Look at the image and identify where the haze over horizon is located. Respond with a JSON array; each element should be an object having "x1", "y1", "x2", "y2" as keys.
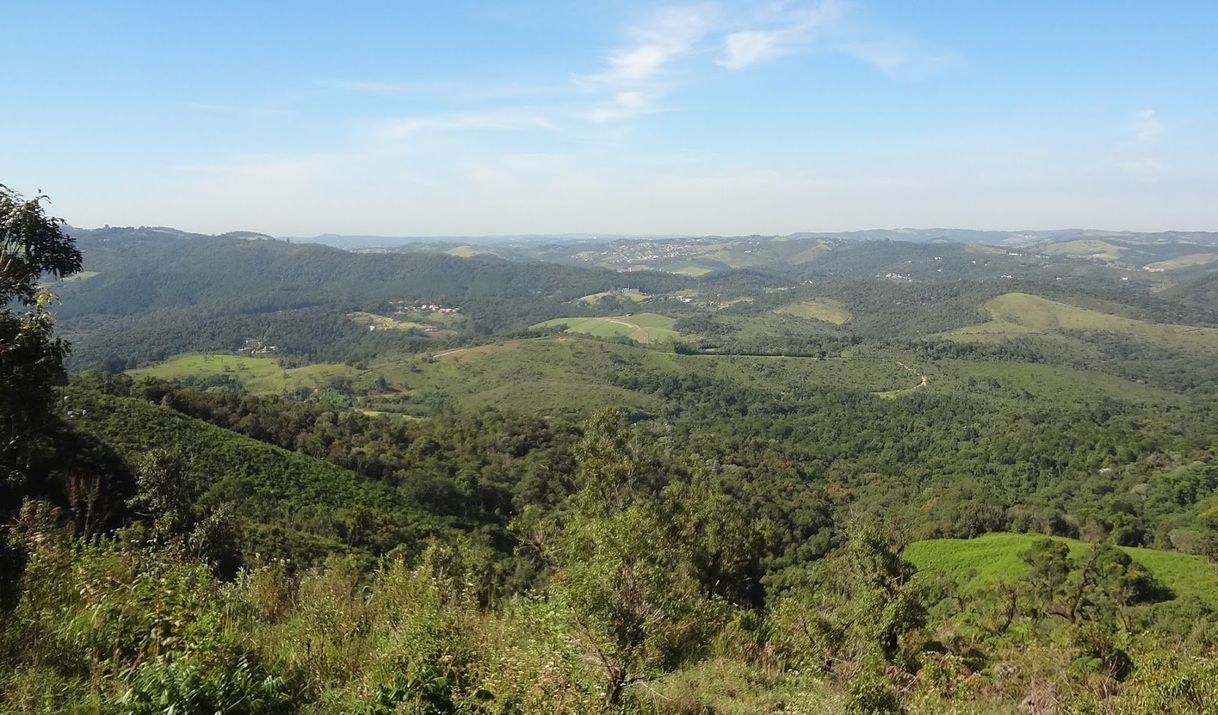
[{"x1": 6, "y1": 1, "x2": 1217, "y2": 236}]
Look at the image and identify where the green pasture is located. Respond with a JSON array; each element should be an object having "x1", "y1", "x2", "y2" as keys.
[
  {"x1": 531, "y1": 312, "x2": 680, "y2": 344},
  {"x1": 906, "y1": 532, "x2": 1218, "y2": 609},
  {"x1": 775, "y1": 298, "x2": 852, "y2": 325}
]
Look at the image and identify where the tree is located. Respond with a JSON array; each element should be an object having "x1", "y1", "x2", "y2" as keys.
[
  {"x1": 1020, "y1": 538, "x2": 1169, "y2": 625},
  {"x1": 1, "y1": 186, "x2": 81, "y2": 492},
  {"x1": 0, "y1": 186, "x2": 82, "y2": 302},
  {"x1": 774, "y1": 521, "x2": 927, "y2": 669},
  {"x1": 129, "y1": 447, "x2": 241, "y2": 576},
  {"x1": 571, "y1": 407, "x2": 658, "y2": 516},
  {"x1": 1198, "y1": 506, "x2": 1218, "y2": 563},
  {"x1": 546, "y1": 409, "x2": 725, "y2": 710},
  {"x1": 1020, "y1": 538, "x2": 1071, "y2": 622},
  {"x1": 550, "y1": 507, "x2": 720, "y2": 710}
]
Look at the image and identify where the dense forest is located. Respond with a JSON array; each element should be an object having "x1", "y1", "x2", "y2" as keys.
[{"x1": 5, "y1": 191, "x2": 1218, "y2": 712}]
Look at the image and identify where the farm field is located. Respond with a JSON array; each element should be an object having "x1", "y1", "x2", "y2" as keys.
[
  {"x1": 445, "y1": 245, "x2": 486, "y2": 258},
  {"x1": 346, "y1": 311, "x2": 430, "y2": 331},
  {"x1": 128, "y1": 354, "x2": 361, "y2": 393},
  {"x1": 531, "y1": 312, "x2": 680, "y2": 344},
  {"x1": 775, "y1": 298, "x2": 852, "y2": 324},
  {"x1": 1037, "y1": 238, "x2": 1125, "y2": 260},
  {"x1": 661, "y1": 263, "x2": 715, "y2": 277},
  {"x1": 906, "y1": 532, "x2": 1218, "y2": 609}
]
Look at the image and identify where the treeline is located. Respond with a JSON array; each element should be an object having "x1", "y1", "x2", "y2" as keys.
[{"x1": 4, "y1": 406, "x2": 1218, "y2": 712}]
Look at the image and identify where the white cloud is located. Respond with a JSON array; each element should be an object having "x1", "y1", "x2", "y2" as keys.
[
  {"x1": 834, "y1": 38, "x2": 950, "y2": 76},
  {"x1": 1117, "y1": 111, "x2": 1166, "y2": 182},
  {"x1": 718, "y1": 30, "x2": 787, "y2": 69},
  {"x1": 371, "y1": 110, "x2": 556, "y2": 141},
  {"x1": 717, "y1": 2, "x2": 842, "y2": 69},
  {"x1": 603, "y1": 44, "x2": 677, "y2": 83},
  {"x1": 321, "y1": 79, "x2": 418, "y2": 96},
  {"x1": 585, "y1": 5, "x2": 715, "y2": 84},
  {"x1": 577, "y1": 4, "x2": 716, "y2": 122},
  {"x1": 181, "y1": 102, "x2": 292, "y2": 117},
  {"x1": 715, "y1": 0, "x2": 956, "y2": 77},
  {"x1": 588, "y1": 91, "x2": 652, "y2": 123},
  {"x1": 1116, "y1": 158, "x2": 1165, "y2": 182},
  {"x1": 1132, "y1": 109, "x2": 1161, "y2": 143}
]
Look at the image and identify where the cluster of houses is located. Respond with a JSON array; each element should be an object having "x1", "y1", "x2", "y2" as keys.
[
  {"x1": 387, "y1": 299, "x2": 461, "y2": 315},
  {"x1": 412, "y1": 303, "x2": 460, "y2": 314},
  {"x1": 601, "y1": 239, "x2": 719, "y2": 267},
  {"x1": 237, "y1": 337, "x2": 278, "y2": 355}
]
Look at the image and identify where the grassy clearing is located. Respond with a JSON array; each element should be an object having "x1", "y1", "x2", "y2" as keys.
[
  {"x1": 946, "y1": 292, "x2": 1218, "y2": 354},
  {"x1": 790, "y1": 243, "x2": 832, "y2": 263},
  {"x1": 531, "y1": 313, "x2": 680, "y2": 344},
  {"x1": 346, "y1": 311, "x2": 430, "y2": 331},
  {"x1": 929, "y1": 358, "x2": 1175, "y2": 405},
  {"x1": 1144, "y1": 252, "x2": 1218, "y2": 272},
  {"x1": 647, "y1": 659, "x2": 840, "y2": 714},
  {"x1": 906, "y1": 532, "x2": 1218, "y2": 609},
  {"x1": 1039, "y1": 239, "x2": 1125, "y2": 260},
  {"x1": 577, "y1": 288, "x2": 648, "y2": 304},
  {"x1": 378, "y1": 338, "x2": 679, "y2": 416},
  {"x1": 775, "y1": 298, "x2": 852, "y2": 325},
  {"x1": 663, "y1": 263, "x2": 714, "y2": 277},
  {"x1": 129, "y1": 354, "x2": 359, "y2": 394}
]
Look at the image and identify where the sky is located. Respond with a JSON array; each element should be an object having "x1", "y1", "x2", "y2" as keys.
[{"x1": 3, "y1": 1, "x2": 1217, "y2": 236}]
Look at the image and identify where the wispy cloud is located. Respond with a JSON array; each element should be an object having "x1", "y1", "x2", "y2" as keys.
[
  {"x1": 317, "y1": 3, "x2": 957, "y2": 131},
  {"x1": 371, "y1": 109, "x2": 557, "y2": 141},
  {"x1": 177, "y1": 152, "x2": 340, "y2": 181},
  {"x1": 318, "y1": 78, "x2": 569, "y2": 103},
  {"x1": 181, "y1": 102, "x2": 293, "y2": 117},
  {"x1": 577, "y1": 4, "x2": 717, "y2": 122},
  {"x1": 320, "y1": 79, "x2": 420, "y2": 97},
  {"x1": 1116, "y1": 158, "x2": 1165, "y2": 182},
  {"x1": 717, "y1": 2, "x2": 843, "y2": 69},
  {"x1": 1116, "y1": 110, "x2": 1166, "y2": 181},
  {"x1": 835, "y1": 36, "x2": 959, "y2": 77},
  {"x1": 718, "y1": 30, "x2": 793, "y2": 70},
  {"x1": 1132, "y1": 109, "x2": 1162, "y2": 143},
  {"x1": 588, "y1": 91, "x2": 650, "y2": 124},
  {"x1": 583, "y1": 5, "x2": 716, "y2": 84},
  {"x1": 716, "y1": 0, "x2": 956, "y2": 77}
]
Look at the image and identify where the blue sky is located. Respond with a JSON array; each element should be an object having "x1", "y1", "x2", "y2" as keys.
[{"x1": 4, "y1": 1, "x2": 1216, "y2": 235}]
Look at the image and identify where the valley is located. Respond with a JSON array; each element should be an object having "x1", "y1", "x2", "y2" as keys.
[{"x1": 8, "y1": 220, "x2": 1218, "y2": 713}]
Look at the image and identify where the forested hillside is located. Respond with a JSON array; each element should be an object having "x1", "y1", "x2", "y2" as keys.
[
  {"x1": 5, "y1": 205, "x2": 1218, "y2": 712},
  {"x1": 52, "y1": 230, "x2": 690, "y2": 370}
]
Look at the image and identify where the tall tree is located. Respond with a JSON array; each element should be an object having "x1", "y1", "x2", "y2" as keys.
[
  {"x1": 774, "y1": 521, "x2": 926, "y2": 668},
  {"x1": 548, "y1": 409, "x2": 724, "y2": 710},
  {"x1": 1, "y1": 186, "x2": 82, "y2": 493}
]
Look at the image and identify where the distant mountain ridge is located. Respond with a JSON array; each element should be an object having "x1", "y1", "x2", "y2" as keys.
[{"x1": 66, "y1": 224, "x2": 1218, "y2": 252}]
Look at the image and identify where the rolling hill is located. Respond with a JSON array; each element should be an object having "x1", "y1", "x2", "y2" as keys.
[{"x1": 907, "y1": 532, "x2": 1218, "y2": 609}]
